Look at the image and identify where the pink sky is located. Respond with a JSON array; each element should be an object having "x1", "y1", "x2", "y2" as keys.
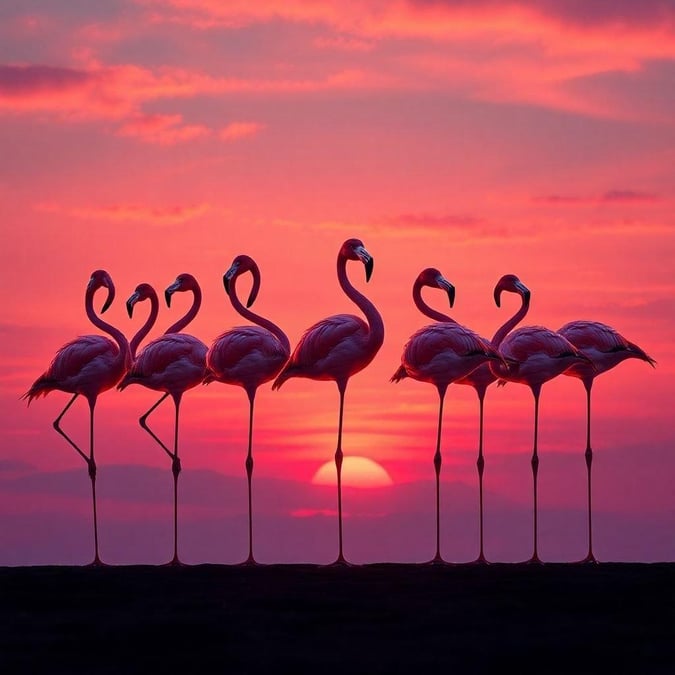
[{"x1": 2, "y1": 0, "x2": 674, "y2": 564}]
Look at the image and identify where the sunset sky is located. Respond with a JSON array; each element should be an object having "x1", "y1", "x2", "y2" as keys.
[{"x1": 2, "y1": 0, "x2": 674, "y2": 565}]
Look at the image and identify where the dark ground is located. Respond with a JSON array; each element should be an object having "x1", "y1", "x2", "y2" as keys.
[{"x1": 1, "y1": 562, "x2": 673, "y2": 674}]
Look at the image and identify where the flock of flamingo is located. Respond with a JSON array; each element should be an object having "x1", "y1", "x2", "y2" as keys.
[{"x1": 23, "y1": 238, "x2": 655, "y2": 567}]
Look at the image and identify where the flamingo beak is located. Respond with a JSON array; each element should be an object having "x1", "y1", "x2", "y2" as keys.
[
  {"x1": 164, "y1": 279, "x2": 181, "y2": 307},
  {"x1": 223, "y1": 264, "x2": 238, "y2": 297},
  {"x1": 437, "y1": 276, "x2": 455, "y2": 308},
  {"x1": 126, "y1": 292, "x2": 140, "y2": 319},
  {"x1": 515, "y1": 280, "x2": 531, "y2": 301},
  {"x1": 355, "y1": 246, "x2": 373, "y2": 282}
]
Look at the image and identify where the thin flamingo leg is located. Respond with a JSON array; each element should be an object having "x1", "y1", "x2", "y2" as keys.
[
  {"x1": 332, "y1": 383, "x2": 348, "y2": 566},
  {"x1": 527, "y1": 388, "x2": 542, "y2": 564},
  {"x1": 138, "y1": 393, "x2": 173, "y2": 460},
  {"x1": 429, "y1": 385, "x2": 447, "y2": 565},
  {"x1": 474, "y1": 391, "x2": 488, "y2": 564},
  {"x1": 168, "y1": 396, "x2": 183, "y2": 566},
  {"x1": 243, "y1": 391, "x2": 257, "y2": 566},
  {"x1": 52, "y1": 394, "x2": 89, "y2": 464},
  {"x1": 87, "y1": 400, "x2": 106, "y2": 567},
  {"x1": 578, "y1": 382, "x2": 598, "y2": 564}
]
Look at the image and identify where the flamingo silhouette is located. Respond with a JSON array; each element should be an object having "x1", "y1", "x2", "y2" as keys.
[
  {"x1": 203, "y1": 255, "x2": 290, "y2": 565},
  {"x1": 390, "y1": 269, "x2": 503, "y2": 565},
  {"x1": 558, "y1": 320, "x2": 655, "y2": 563},
  {"x1": 22, "y1": 270, "x2": 131, "y2": 566},
  {"x1": 490, "y1": 311, "x2": 594, "y2": 563},
  {"x1": 272, "y1": 239, "x2": 384, "y2": 565},
  {"x1": 126, "y1": 283, "x2": 160, "y2": 359},
  {"x1": 118, "y1": 273, "x2": 207, "y2": 566},
  {"x1": 454, "y1": 274, "x2": 530, "y2": 563}
]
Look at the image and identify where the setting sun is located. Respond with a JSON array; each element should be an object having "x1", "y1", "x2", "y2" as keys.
[{"x1": 312, "y1": 457, "x2": 394, "y2": 488}]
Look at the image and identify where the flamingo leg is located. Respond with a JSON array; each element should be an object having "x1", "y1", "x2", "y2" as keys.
[
  {"x1": 139, "y1": 393, "x2": 174, "y2": 461},
  {"x1": 528, "y1": 387, "x2": 542, "y2": 564},
  {"x1": 168, "y1": 395, "x2": 183, "y2": 566},
  {"x1": 333, "y1": 382, "x2": 348, "y2": 565},
  {"x1": 52, "y1": 394, "x2": 89, "y2": 464},
  {"x1": 243, "y1": 391, "x2": 257, "y2": 566},
  {"x1": 429, "y1": 385, "x2": 447, "y2": 565},
  {"x1": 474, "y1": 390, "x2": 488, "y2": 564},
  {"x1": 579, "y1": 381, "x2": 597, "y2": 564},
  {"x1": 87, "y1": 399, "x2": 105, "y2": 567}
]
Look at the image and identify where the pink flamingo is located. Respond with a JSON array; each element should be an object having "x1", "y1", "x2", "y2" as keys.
[
  {"x1": 490, "y1": 313, "x2": 594, "y2": 563},
  {"x1": 272, "y1": 239, "x2": 384, "y2": 565},
  {"x1": 454, "y1": 274, "x2": 531, "y2": 563},
  {"x1": 390, "y1": 268, "x2": 503, "y2": 565},
  {"x1": 558, "y1": 320, "x2": 655, "y2": 563},
  {"x1": 22, "y1": 270, "x2": 131, "y2": 566},
  {"x1": 203, "y1": 255, "x2": 290, "y2": 565},
  {"x1": 118, "y1": 273, "x2": 207, "y2": 566}
]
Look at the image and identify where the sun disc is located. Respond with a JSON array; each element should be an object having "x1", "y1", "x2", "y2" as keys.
[{"x1": 311, "y1": 456, "x2": 393, "y2": 488}]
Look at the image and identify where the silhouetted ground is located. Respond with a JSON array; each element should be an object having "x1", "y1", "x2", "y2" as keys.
[{"x1": 1, "y1": 563, "x2": 673, "y2": 674}]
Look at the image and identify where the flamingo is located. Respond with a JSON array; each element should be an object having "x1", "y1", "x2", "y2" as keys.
[
  {"x1": 203, "y1": 255, "x2": 290, "y2": 565},
  {"x1": 390, "y1": 269, "x2": 503, "y2": 565},
  {"x1": 490, "y1": 311, "x2": 594, "y2": 564},
  {"x1": 454, "y1": 274, "x2": 530, "y2": 563},
  {"x1": 558, "y1": 320, "x2": 655, "y2": 563},
  {"x1": 118, "y1": 273, "x2": 207, "y2": 566},
  {"x1": 126, "y1": 283, "x2": 160, "y2": 360},
  {"x1": 22, "y1": 270, "x2": 131, "y2": 566},
  {"x1": 272, "y1": 238, "x2": 384, "y2": 565}
]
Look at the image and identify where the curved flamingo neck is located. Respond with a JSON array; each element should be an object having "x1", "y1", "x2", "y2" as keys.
[
  {"x1": 86, "y1": 287, "x2": 130, "y2": 368},
  {"x1": 337, "y1": 253, "x2": 384, "y2": 352},
  {"x1": 229, "y1": 274, "x2": 290, "y2": 354},
  {"x1": 413, "y1": 279, "x2": 455, "y2": 323},
  {"x1": 130, "y1": 290, "x2": 159, "y2": 358},
  {"x1": 491, "y1": 293, "x2": 530, "y2": 346},
  {"x1": 165, "y1": 284, "x2": 201, "y2": 334}
]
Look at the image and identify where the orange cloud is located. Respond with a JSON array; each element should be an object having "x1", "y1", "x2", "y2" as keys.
[
  {"x1": 219, "y1": 121, "x2": 265, "y2": 141},
  {"x1": 35, "y1": 202, "x2": 211, "y2": 224},
  {"x1": 118, "y1": 112, "x2": 211, "y2": 144}
]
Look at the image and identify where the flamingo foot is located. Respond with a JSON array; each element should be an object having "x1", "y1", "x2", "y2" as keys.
[
  {"x1": 574, "y1": 552, "x2": 599, "y2": 565},
  {"x1": 86, "y1": 555, "x2": 108, "y2": 568},
  {"x1": 524, "y1": 554, "x2": 544, "y2": 565},
  {"x1": 238, "y1": 555, "x2": 263, "y2": 567},
  {"x1": 162, "y1": 555, "x2": 187, "y2": 567},
  {"x1": 326, "y1": 553, "x2": 354, "y2": 567},
  {"x1": 468, "y1": 552, "x2": 490, "y2": 565},
  {"x1": 421, "y1": 553, "x2": 453, "y2": 567}
]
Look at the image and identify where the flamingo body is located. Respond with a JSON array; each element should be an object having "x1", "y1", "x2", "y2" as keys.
[
  {"x1": 206, "y1": 325, "x2": 288, "y2": 391},
  {"x1": 394, "y1": 321, "x2": 497, "y2": 387},
  {"x1": 559, "y1": 320, "x2": 655, "y2": 382},
  {"x1": 24, "y1": 335, "x2": 125, "y2": 403}
]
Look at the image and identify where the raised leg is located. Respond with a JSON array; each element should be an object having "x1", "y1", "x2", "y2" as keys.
[
  {"x1": 139, "y1": 393, "x2": 173, "y2": 460},
  {"x1": 52, "y1": 394, "x2": 89, "y2": 464},
  {"x1": 527, "y1": 387, "x2": 542, "y2": 564}
]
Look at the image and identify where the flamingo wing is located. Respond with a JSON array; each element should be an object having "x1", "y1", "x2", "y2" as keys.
[
  {"x1": 500, "y1": 325, "x2": 578, "y2": 362},
  {"x1": 206, "y1": 326, "x2": 288, "y2": 385}
]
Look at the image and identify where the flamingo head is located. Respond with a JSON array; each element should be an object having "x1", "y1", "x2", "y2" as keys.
[
  {"x1": 165, "y1": 273, "x2": 198, "y2": 307},
  {"x1": 88, "y1": 270, "x2": 115, "y2": 314},
  {"x1": 223, "y1": 255, "x2": 260, "y2": 308},
  {"x1": 126, "y1": 283, "x2": 156, "y2": 318},
  {"x1": 341, "y1": 238, "x2": 374, "y2": 282},
  {"x1": 494, "y1": 274, "x2": 530, "y2": 308},
  {"x1": 417, "y1": 267, "x2": 455, "y2": 307}
]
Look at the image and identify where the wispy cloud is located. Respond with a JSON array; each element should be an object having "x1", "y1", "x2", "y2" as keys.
[
  {"x1": 35, "y1": 201, "x2": 211, "y2": 224},
  {"x1": 534, "y1": 189, "x2": 661, "y2": 206},
  {"x1": 219, "y1": 121, "x2": 265, "y2": 141}
]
